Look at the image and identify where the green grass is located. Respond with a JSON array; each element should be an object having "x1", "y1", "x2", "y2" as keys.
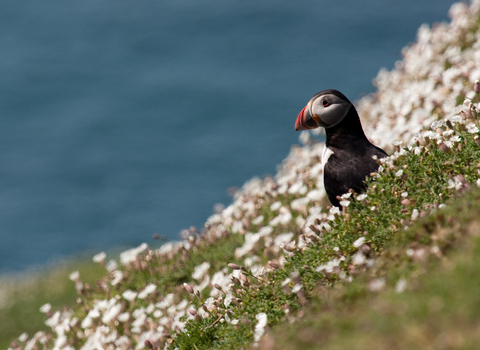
[
  {"x1": 169, "y1": 117, "x2": 480, "y2": 349},
  {"x1": 0, "y1": 257, "x2": 105, "y2": 349},
  {"x1": 267, "y1": 187, "x2": 480, "y2": 350}
]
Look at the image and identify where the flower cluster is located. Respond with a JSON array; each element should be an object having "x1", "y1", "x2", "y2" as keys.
[{"x1": 357, "y1": 1, "x2": 480, "y2": 152}]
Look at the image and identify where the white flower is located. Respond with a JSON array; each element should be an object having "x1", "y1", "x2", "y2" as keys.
[
  {"x1": 105, "y1": 259, "x2": 118, "y2": 272},
  {"x1": 316, "y1": 257, "x2": 344, "y2": 273},
  {"x1": 270, "y1": 207, "x2": 293, "y2": 226},
  {"x1": 132, "y1": 309, "x2": 147, "y2": 331},
  {"x1": 291, "y1": 284, "x2": 302, "y2": 293},
  {"x1": 352, "y1": 252, "x2": 366, "y2": 265},
  {"x1": 192, "y1": 262, "x2": 211, "y2": 281},
  {"x1": 68, "y1": 271, "x2": 79, "y2": 281},
  {"x1": 449, "y1": 135, "x2": 461, "y2": 143},
  {"x1": 307, "y1": 189, "x2": 324, "y2": 201},
  {"x1": 122, "y1": 289, "x2": 138, "y2": 301},
  {"x1": 235, "y1": 232, "x2": 261, "y2": 258},
  {"x1": 425, "y1": 131, "x2": 441, "y2": 140},
  {"x1": 120, "y1": 243, "x2": 148, "y2": 265},
  {"x1": 330, "y1": 206, "x2": 341, "y2": 215},
  {"x1": 466, "y1": 123, "x2": 479, "y2": 134},
  {"x1": 176, "y1": 299, "x2": 189, "y2": 311},
  {"x1": 204, "y1": 297, "x2": 216, "y2": 312},
  {"x1": 138, "y1": 284, "x2": 157, "y2": 299},
  {"x1": 92, "y1": 251, "x2": 106, "y2": 263},
  {"x1": 111, "y1": 270, "x2": 124, "y2": 286},
  {"x1": 401, "y1": 192, "x2": 408, "y2": 197},
  {"x1": 395, "y1": 169, "x2": 404, "y2": 177},
  {"x1": 102, "y1": 303, "x2": 122, "y2": 324},
  {"x1": 309, "y1": 162, "x2": 324, "y2": 177},
  {"x1": 156, "y1": 294, "x2": 174, "y2": 309},
  {"x1": 447, "y1": 177, "x2": 463, "y2": 190},
  {"x1": 224, "y1": 291, "x2": 233, "y2": 307},
  {"x1": 87, "y1": 308, "x2": 100, "y2": 318},
  {"x1": 117, "y1": 312, "x2": 130, "y2": 322},
  {"x1": 290, "y1": 197, "x2": 310, "y2": 212},
  {"x1": 442, "y1": 129, "x2": 454, "y2": 137},
  {"x1": 442, "y1": 140, "x2": 453, "y2": 148},
  {"x1": 353, "y1": 237, "x2": 366, "y2": 248},
  {"x1": 449, "y1": 115, "x2": 463, "y2": 124},
  {"x1": 296, "y1": 215, "x2": 306, "y2": 228},
  {"x1": 430, "y1": 121, "x2": 443, "y2": 130},
  {"x1": 270, "y1": 201, "x2": 282, "y2": 211},
  {"x1": 45, "y1": 311, "x2": 61, "y2": 328},
  {"x1": 81, "y1": 316, "x2": 93, "y2": 329},
  {"x1": 231, "y1": 221, "x2": 243, "y2": 234},
  {"x1": 244, "y1": 255, "x2": 260, "y2": 267},
  {"x1": 273, "y1": 233, "x2": 295, "y2": 252},
  {"x1": 288, "y1": 182, "x2": 305, "y2": 195},
  {"x1": 369, "y1": 278, "x2": 386, "y2": 292},
  {"x1": 252, "y1": 215, "x2": 264, "y2": 226},
  {"x1": 339, "y1": 200, "x2": 350, "y2": 207},
  {"x1": 356, "y1": 193, "x2": 367, "y2": 201},
  {"x1": 18, "y1": 333, "x2": 28, "y2": 342},
  {"x1": 40, "y1": 303, "x2": 51, "y2": 313},
  {"x1": 411, "y1": 209, "x2": 419, "y2": 219},
  {"x1": 395, "y1": 279, "x2": 407, "y2": 293},
  {"x1": 254, "y1": 313, "x2": 268, "y2": 342}
]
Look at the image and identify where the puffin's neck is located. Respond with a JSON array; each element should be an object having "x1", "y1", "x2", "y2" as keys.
[{"x1": 325, "y1": 106, "x2": 368, "y2": 150}]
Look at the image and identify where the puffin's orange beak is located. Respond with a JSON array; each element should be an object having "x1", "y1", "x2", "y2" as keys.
[
  {"x1": 295, "y1": 106, "x2": 308, "y2": 131},
  {"x1": 295, "y1": 105, "x2": 319, "y2": 131}
]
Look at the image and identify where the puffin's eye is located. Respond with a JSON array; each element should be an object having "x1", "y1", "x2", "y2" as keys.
[{"x1": 322, "y1": 99, "x2": 330, "y2": 107}]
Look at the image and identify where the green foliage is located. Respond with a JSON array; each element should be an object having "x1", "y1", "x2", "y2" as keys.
[
  {"x1": 269, "y1": 187, "x2": 480, "y2": 350},
  {"x1": 172, "y1": 121, "x2": 480, "y2": 349},
  {"x1": 0, "y1": 257, "x2": 105, "y2": 349}
]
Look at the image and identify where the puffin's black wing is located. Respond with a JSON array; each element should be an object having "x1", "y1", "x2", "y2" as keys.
[{"x1": 324, "y1": 142, "x2": 385, "y2": 207}]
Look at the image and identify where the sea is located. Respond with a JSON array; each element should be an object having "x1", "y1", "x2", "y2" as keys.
[{"x1": 0, "y1": 0, "x2": 455, "y2": 272}]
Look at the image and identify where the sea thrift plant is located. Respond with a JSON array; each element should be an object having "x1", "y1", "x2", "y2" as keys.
[{"x1": 8, "y1": 1, "x2": 480, "y2": 349}]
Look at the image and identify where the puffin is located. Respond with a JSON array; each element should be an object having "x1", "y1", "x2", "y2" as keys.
[{"x1": 295, "y1": 89, "x2": 387, "y2": 207}]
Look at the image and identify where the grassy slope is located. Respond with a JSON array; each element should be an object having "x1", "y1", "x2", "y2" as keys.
[
  {"x1": 0, "y1": 258, "x2": 105, "y2": 349},
  {"x1": 4, "y1": 137, "x2": 480, "y2": 349},
  {"x1": 267, "y1": 187, "x2": 480, "y2": 350},
  {"x1": 171, "y1": 118, "x2": 480, "y2": 349}
]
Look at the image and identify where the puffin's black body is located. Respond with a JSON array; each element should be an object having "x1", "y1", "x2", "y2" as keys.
[{"x1": 295, "y1": 89, "x2": 386, "y2": 207}]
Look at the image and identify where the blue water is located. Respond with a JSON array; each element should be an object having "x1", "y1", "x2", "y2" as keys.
[{"x1": 0, "y1": 0, "x2": 455, "y2": 272}]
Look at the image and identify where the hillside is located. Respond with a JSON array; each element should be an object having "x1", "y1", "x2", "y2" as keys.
[{"x1": 6, "y1": 1, "x2": 480, "y2": 349}]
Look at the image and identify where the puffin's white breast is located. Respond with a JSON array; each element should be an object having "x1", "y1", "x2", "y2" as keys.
[{"x1": 321, "y1": 145, "x2": 334, "y2": 170}]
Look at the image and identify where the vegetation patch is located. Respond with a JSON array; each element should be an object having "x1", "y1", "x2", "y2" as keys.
[{"x1": 267, "y1": 187, "x2": 480, "y2": 350}]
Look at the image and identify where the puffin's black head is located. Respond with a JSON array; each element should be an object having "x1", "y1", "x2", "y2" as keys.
[{"x1": 295, "y1": 89, "x2": 352, "y2": 131}]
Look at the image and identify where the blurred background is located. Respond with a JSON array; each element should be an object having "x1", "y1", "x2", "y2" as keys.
[{"x1": 0, "y1": 0, "x2": 455, "y2": 272}]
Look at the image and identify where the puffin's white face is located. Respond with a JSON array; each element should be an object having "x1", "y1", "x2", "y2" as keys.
[
  {"x1": 309, "y1": 94, "x2": 351, "y2": 128},
  {"x1": 295, "y1": 93, "x2": 352, "y2": 130}
]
